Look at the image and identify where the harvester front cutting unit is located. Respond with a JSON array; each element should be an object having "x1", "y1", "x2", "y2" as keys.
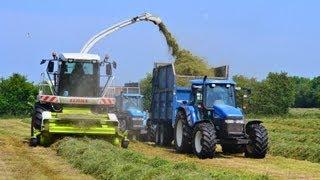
[{"x1": 30, "y1": 53, "x2": 129, "y2": 148}]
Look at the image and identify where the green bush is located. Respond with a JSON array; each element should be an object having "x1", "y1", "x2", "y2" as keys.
[{"x1": 0, "y1": 74, "x2": 38, "y2": 116}]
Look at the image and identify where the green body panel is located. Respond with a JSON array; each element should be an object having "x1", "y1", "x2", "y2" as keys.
[{"x1": 45, "y1": 107, "x2": 120, "y2": 136}]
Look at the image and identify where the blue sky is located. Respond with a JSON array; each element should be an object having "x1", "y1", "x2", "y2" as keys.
[{"x1": 1, "y1": 0, "x2": 319, "y2": 85}]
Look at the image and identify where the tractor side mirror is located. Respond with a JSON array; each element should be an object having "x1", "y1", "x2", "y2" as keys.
[
  {"x1": 106, "y1": 63, "x2": 112, "y2": 76},
  {"x1": 47, "y1": 61, "x2": 54, "y2": 73}
]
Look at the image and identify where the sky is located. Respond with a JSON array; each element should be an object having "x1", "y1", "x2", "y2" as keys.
[{"x1": 0, "y1": 0, "x2": 320, "y2": 85}]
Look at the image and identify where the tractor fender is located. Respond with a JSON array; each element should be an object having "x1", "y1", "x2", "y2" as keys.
[
  {"x1": 245, "y1": 120, "x2": 263, "y2": 132},
  {"x1": 176, "y1": 105, "x2": 198, "y2": 127}
]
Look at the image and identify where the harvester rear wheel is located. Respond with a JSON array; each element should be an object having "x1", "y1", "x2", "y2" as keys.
[
  {"x1": 245, "y1": 123, "x2": 268, "y2": 158},
  {"x1": 192, "y1": 122, "x2": 216, "y2": 159},
  {"x1": 174, "y1": 111, "x2": 192, "y2": 153}
]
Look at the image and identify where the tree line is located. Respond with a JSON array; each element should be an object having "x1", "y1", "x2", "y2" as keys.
[
  {"x1": 0, "y1": 72, "x2": 319, "y2": 117},
  {"x1": 140, "y1": 70, "x2": 320, "y2": 116}
]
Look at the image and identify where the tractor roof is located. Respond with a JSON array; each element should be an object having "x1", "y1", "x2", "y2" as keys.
[
  {"x1": 190, "y1": 79, "x2": 236, "y2": 85},
  {"x1": 122, "y1": 93, "x2": 143, "y2": 97},
  {"x1": 59, "y1": 53, "x2": 101, "y2": 61}
]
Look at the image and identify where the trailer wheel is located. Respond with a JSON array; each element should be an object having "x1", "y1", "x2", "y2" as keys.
[
  {"x1": 174, "y1": 111, "x2": 192, "y2": 153},
  {"x1": 192, "y1": 122, "x2": 216, "y2": 159},
  {"x1": 245, "y1": 123, "x2": 268, "y2": 158},
  {"x1": 121, "y1": 139, "x2": 129, "y2": 149},
  {"x1": 146, "y1": 120, "x2": 156, "y2": 142},
  {"x1": 221, "y1": 144, "x2": 243, "y2": 154},
  {"x1": 159, "y1": 123, "x2": 173, "y2": 146}
]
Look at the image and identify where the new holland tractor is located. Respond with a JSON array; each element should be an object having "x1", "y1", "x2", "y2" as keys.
[
  {"x1": 148, "y1": 63, "x2": 268, "y2": 159},
  {"x1": 30, "y1": 52, "x2": 129, "y2": 148},
  {"x1": 114, "y1": 83, "x2": 149, "y2": 140}
]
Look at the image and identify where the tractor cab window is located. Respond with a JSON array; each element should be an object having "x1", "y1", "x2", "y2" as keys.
[
  {"x1": 205, "y1": 84, "x2": 235, "y2": 107},
  {"x1": 191, "y1": 85, "x2": 203, "y2": 105},
  {"x1": 123, "y1": 96, "x2": 143, "y2": 111}
]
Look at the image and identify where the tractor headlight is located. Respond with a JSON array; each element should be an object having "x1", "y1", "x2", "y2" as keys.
[
  {"x1": 132, "y1": 117, "x2": 143, "y2": 121},
  {"x1": 225, "y1": 119, "x2": 245, "y2": 124}
]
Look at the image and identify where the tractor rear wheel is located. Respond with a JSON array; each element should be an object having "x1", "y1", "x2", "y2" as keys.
[
  {"x1": 245, "y1": 123, "x2": 268, "y2": 158},
  {"x1": 192, "y1": 122, "x2": 216, "y2": 159},
  {"x1": 174, "y1": 111, "x2": 192, "y2": 153}
]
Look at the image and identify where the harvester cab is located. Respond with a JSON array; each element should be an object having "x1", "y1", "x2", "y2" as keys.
[{"x1": 30, "y1": 52, "x2": 129, "y2": 148}]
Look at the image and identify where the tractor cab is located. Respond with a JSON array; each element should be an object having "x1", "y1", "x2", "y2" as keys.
[{"x1": 189, "y1": 78, "x2": 245, "y2": 138}]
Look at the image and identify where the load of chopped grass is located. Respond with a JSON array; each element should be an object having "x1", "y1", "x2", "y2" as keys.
[
  {"x1": 158, "y1": 23, "x2": 214, "y2": 78},
  {"x1": 54, "y1": 138, "x2": 268, "y2": 179}
]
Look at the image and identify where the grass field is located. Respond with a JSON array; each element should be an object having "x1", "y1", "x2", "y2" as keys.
[
  {"x1": 1, "y1": 108, "x2": 320, "y2": 179},
  {"x1": 261, "y1": 108, "x2": 320, "y2": 163}
]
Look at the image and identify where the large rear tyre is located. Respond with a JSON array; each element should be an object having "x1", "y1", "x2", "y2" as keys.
[
  {"x1": 174, "y1": 111, "x2": 192, "y2": 153},
  {"x1": 245, "y1": 123, "x2": 268, "y2": 158},
  {"x1": 192, "y1": 122, "x2": 216, "y2": 159}
]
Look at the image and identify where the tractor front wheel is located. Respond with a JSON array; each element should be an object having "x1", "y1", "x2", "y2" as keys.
[
  {"x1": 245, "y1": 123, "x2": 268, "y2": 158},
  {"x1": 192, "y1": 122, "x2": 216, "y2": 159}
]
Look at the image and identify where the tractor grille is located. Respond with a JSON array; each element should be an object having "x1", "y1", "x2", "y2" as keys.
[
  {"x1": 225, "y1": 123, "x2": 244, "y2": 135},
  {"x1": 132, "y1": 120, "x2": 143, "y2": 127}
]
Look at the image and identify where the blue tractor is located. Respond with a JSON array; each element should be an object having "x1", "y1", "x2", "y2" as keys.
[
  {"x1": 147, "y1": 63, "x2": 268, "y2": 159},
  {"x1": 114, "y1": 83, "x2": 149, "y2": 139}
]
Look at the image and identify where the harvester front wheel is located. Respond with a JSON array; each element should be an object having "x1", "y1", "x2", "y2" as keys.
[
  {"x1": 245, "y1": 123, "x2": 268, "y2": 158},
  {"x1": 32, "y1": 104, "x2": 46, "y2": 130},
  {"x1": 174, "y1": 111, "x2": 192, "y2": 153},
  {"x1": 29, "y1": 137, "x2": 39, "y2": 147},
  {"x1": 192, "y1": 122, "x2": 216, "y2": 159}
]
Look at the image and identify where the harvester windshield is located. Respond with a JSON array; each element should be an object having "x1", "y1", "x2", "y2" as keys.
[
  {"x1": 205, "y1": 84, "x2": 236, "y2": 107},
  {"x1": 58, "y1": 61, "x2": 100, "y2": 97}
]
